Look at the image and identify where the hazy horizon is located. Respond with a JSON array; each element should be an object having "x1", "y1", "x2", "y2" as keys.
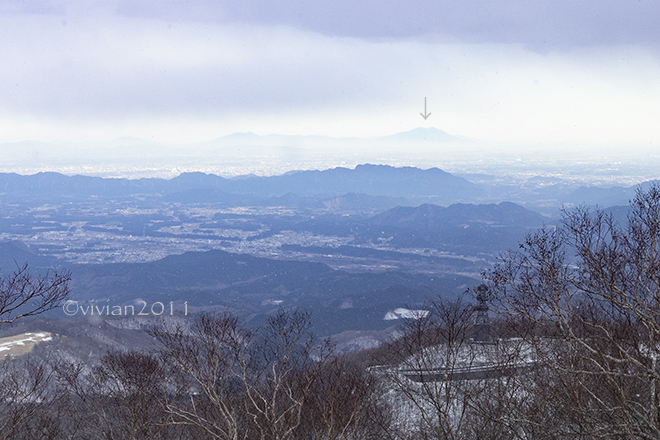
[
  {"x1": 1, "y1": 1, "x2": 658, "y2": 185},
  {"x1": 0, "y1": 126, "x2": 657, "y2": 189},
  {"x1": 1, "y1": 0, "x2": 658, "y2": 147}
]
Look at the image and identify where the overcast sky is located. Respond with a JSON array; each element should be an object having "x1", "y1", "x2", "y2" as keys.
[{"x1": 0, "y1": 0, "x2": 658, "y2": 145}]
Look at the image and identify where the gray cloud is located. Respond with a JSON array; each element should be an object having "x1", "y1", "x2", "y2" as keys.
[
  {"x1": 0, "y1": 20, "x2": 384, "y2": 119},
  {"x1": 116, "y1": 0, "x2": 660, "y2": 50},
  {"x1": 3, "y1": 0, "x2": 658, "y2": 50},
  {"x1": 0, "y1": 1, "x2": 657, "y2": 144}
]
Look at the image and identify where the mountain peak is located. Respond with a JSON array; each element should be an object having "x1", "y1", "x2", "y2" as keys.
[
  {"x1": 384, "y1": 127, "x2": 461, "y2": 142},
  {"x1": 206, "y1": 127, "x2": 471, "y2": 144},
  {"x1": 221, "y1": 132, "x2": 259, "y2": 139}
]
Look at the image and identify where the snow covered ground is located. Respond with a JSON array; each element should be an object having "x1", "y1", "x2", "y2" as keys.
[{"x1": 0, "y1": 332, "x2": 52, "y2": 357}]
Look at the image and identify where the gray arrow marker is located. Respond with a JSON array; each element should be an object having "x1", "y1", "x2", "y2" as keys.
[{"x1": 420, "y1": 97, "x2": 431, "y2": 120}]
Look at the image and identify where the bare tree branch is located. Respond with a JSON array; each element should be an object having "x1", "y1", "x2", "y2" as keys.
[{"x1": 0, "y1": 262, "x2": 70, "y2": 327}]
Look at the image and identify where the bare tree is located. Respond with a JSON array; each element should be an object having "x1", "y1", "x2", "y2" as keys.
[
  {"x1": 240, "y1": 309, "x2": 330, "y2": 440},
  {"x1": 91, "y1": 350, "x2": 174, "y2": 439},
  {"x1": 151, "y1": 312, "x2": 247, "y2": 440},
  {"x1": 378, "y1": 296, "x2": 487, "y2": 440},
  {"x1": 486, "y1": 183, "x2": 660, "y2": 439},
  {"x1": 0, "y1": 263, "x2": 70, "y2": 327},
  {"x1": 56, "y1": 350, "x2": 178, "y2": 440},
  {"x1": 299, "y1": 354, "x2": 394, "y2": 440},
  {"x1": 0, "y1": 355, "x2": 59, "y2": 440},
  {"x1": 0, "y1": 263, "x2": 70, "y2": 439},
  {"x1": 152, "y1": 309, "x2": 392, "y2": 440}
]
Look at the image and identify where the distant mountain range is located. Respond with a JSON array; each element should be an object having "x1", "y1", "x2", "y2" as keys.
[
  {"x1": 1, "y1": 164, "x2": 656, "y2": 212},
  {"x1": 380, "y1": 127, "x2": 476, "y2": 142},
  {"x1": 0, "y1": 163, "x2": 481, "y2": 203},
  {"x1": 564, "y1": 181, "x2": 660, "y2": 208},
  {"x1": 0, "y1": 127, "x2": 472, "y2": 163},
  {"x1": 199, "y1": 127, "x2": 467, "y2": 146}
]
